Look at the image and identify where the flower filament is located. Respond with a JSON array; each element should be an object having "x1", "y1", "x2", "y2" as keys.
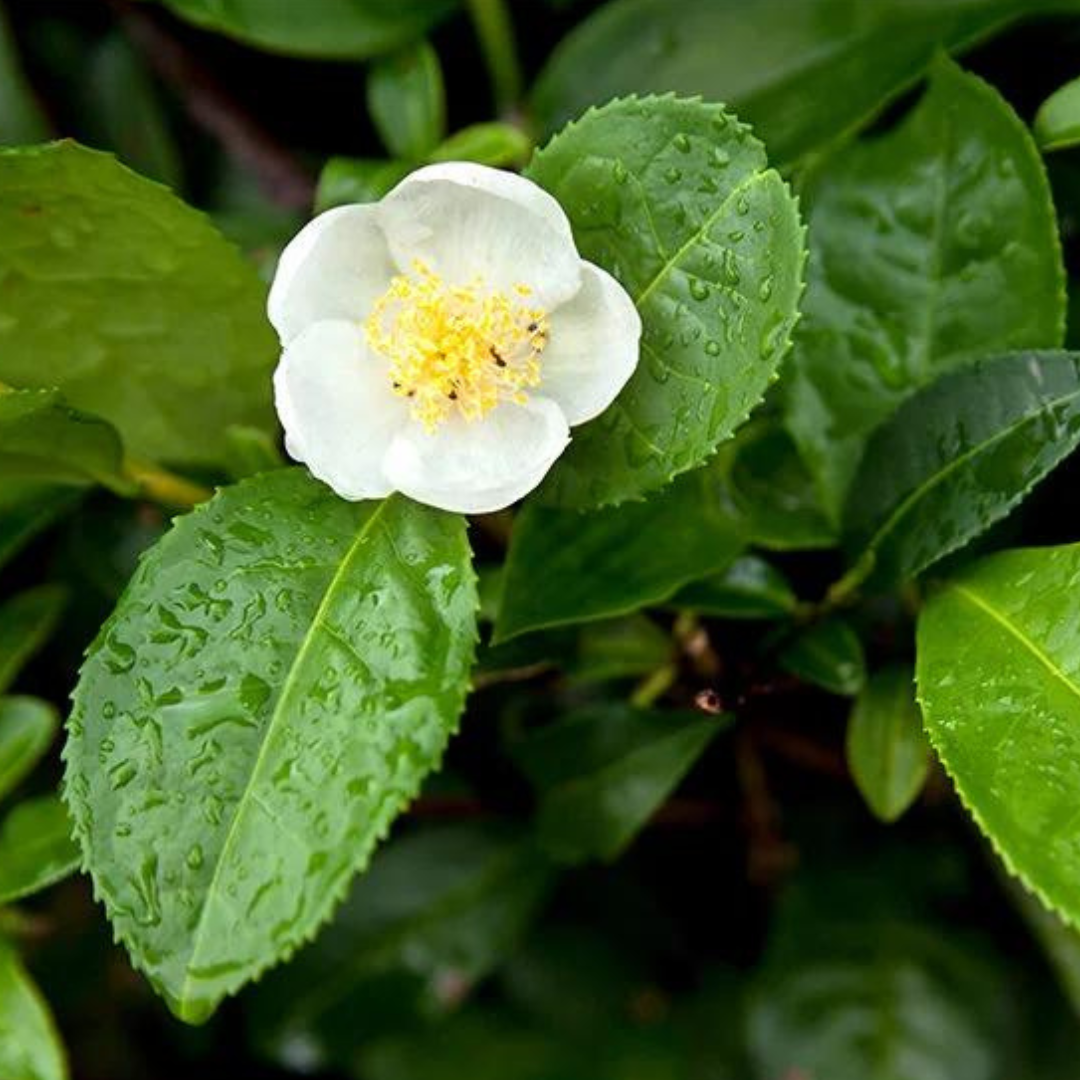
[{"x1": 364, "y1": 260, "x2": 548, "y2": 431}]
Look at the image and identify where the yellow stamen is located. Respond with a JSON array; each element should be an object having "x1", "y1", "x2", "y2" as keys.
[{"x1": 364, "y1": 260, "x2": 548, "y2": 431}]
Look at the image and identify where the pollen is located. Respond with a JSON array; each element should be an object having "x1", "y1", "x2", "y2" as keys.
[{"x1": 363, "y1": 260, "x2": 549, "y2": 431}]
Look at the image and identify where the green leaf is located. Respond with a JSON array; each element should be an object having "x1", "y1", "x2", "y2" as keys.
[
  {"x1": 0, "y1": 141, "x2": 276, "y2": 467},
  {"x1": 313, "y1": 157, "x2": 411, "y2": 213},
  {"x1": 846, "y1": 665, "x2": 931, "y2": 823},
  {"x1": 367, "y1": 41, "x2": 445, "y2": 160},
  {"x1": 429, "y1": 122, "x2": 531, "y2": 168},
  {"x1": 916, "y1": 543, "x2": 1080, "y2": 934},
  {"x1": 749, "y1": 922, "x2": 1013, "y2": 1080},
  {"x1": 513, "y1": 705, "x2": 727, "y2": 862},
  {"x1": 495, "y1": 465, "x2": 744, "y2": 642},
  {"x1": 531, "y1": 0, "x2": 1075, "y2": 167},
  {"x1": 784, "y1": 59, "x2": 1065, "y2": 522},
  {"x1": 0, "y1": 482, "x2": 81, "y2": 573},
  {"x1": 1007, "y1": 876, "x2": 1080, "y2": 1018},
  {"x1": 0, "y1": 6, "x2": 49, "y2": 145},
  {"x1": 0, "y1": 940, "x2": 67, "y2": 1080},
  {"x1": 842, "y1": 352, "x2": 1080, "y2": 591},
  {"x1": 1036, "y1": 75, "x2": 1080, "y2": 152},
  {"x1": 0, "y1": 796, "x2": 79, "y2": 904},
  {"x1": 0, "y1": 698, "x2": 59, "y2": 802},
  {"x1": 65, "y1": 469, "x2": 477, "y2": 1023},
  {"x1": 670, "y1": 555, "x2": 797, "y2": 620},
  {"x1": 780, "y1": 619, "x2": 866, "y2": 697},
  {"x1": 0, "y1": 389, "x2": 131, "y2": 494},
  {"x1": 526, "y1": 95, "x2": 804, "y2": 509},
  {"x1": 154, "y1": 0, "x2": 459, "y2": 59},
  {"x1": 252, "y1": 825, "x2": 551, "y2": 1068},
  {"x1": 571, "y1": 615, "x2": 672, "y2": 684},
  {"x1": 0, "y1": 586, "x2": 67, "y2": 696}
]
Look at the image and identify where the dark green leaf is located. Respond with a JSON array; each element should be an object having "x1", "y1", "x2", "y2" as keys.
[
  {"x1": 847, "y1": 665, "x2": 931, "y2": 823},
  {"x1": 0, "y1": 796, "x2": 79, "y2": 904},
  {"x1": 222, "y1": 424, "x2": 285, "y2": 481},
  {"x1": 0, "y1": 482, "x2": 81, "y2": 573},
  {"x1": 367, "y1": 41, "x2": 445, "y2": 160},
  {"x1": 916, "y1": 543, "x2": 1080, "y2": 934},
  {"x1": 526, "y1": 95, "x2": 804, "y2": 508},
  {"x1": 0, "y1": 6, "x2": 49, "y2": 145},
  {"x1": 785, "y1": 59, "x2": 1065, "y2": 521},
  {"x1": 671, "y1": 555, "x2": 797, "y2": 620},
  {"x1": 0, "y1": 141, "x2": 276, "y2": 466},
  {"x1": 572, "y1": 616, "x2": 672, "y2": 683},
  {"x1": 0, "y1": 586, "x2": 67, "y2": 695},
  {"x1": 154, "y1": 0, "x2": 459, "y2": 59},
  {"x1": 429, "y1": 122, "x2": 531, "y2": 168},
  {"x1": 532, "y1": 0, "x2": 1075, "y2": 166},
  {"x1": 780, "y1": 619, "x2": 866, "y2": 696},
  {"x1": 843, "y1": 352, "x2": 1080, "y2": 591},
  {"x1": 513, "y1": 705, "x2": 727, "y2": 862},
  {"x1": 1008, "y1": 876, "x2": 1080, "y2": 1017},
  {"x1": 0, "y1": 940, "x2": 67, "y2": 1080},
  {"x1": 253, "y1": 825, "x2": 551, "y2": 1068},
  {"x1": 1036, "y1": 75, "x2": 1080, "y2": 152},
  {"x1": 314, "y1": 156, "x2": 411, "y2": 213},
  {"x1": 495, "y1": 466, "x2": 744, "y2": 642},
  {"x1": 0, "y1": 698, "x2": 59, "y2": 802},
  {"x1": 66, "y1": 470, "x2": 477, "y2": 1023}
]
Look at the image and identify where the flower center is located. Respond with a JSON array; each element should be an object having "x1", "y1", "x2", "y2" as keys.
[{"x1": 363, "y1": 260, "x2": 549, "y2": 431}]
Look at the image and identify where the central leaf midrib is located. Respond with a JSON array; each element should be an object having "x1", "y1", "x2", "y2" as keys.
[{"x1": 180, "y1": 497, "x2": 392, "y2": 1003}]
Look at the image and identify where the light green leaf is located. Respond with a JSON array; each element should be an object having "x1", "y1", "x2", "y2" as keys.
[
  {"x1": 0, "y1": 698, "x2": 59, "y2": 802},
  {"x1": 495, "y1": 465, "x2": 744, "y2": 642},
  {"x1": 367, "y1": 41, "x2": 445, "y2": 160},
  {"x1": 780, "y1": 619, "x2": 866, "y2": 697},
  {"x1": 1036, "y1": 75, "x2": 1080, "y2": 152},
  {"x1": 531, "y1": 0, "x2": 1076, "y2": 166},
  {"x1": 513, "y1": 705, "x2": 727, "y2": 862},
  {"x1": 847, "y1": 665, "x2": 931, "y2": 823},
  {"x1": 785, "y1": 59, "x2": 1065, "y2": 522},
  {"x1": 526, "y1": 95, "x2": 804, "y2": 508},
  {"x1": 0, "y1": 796, "x2": 79, "y2": 904},
  {"x1": 842, "y1": 352, "x2": 1080, "y2": 592},
  {"x1": 0, "y1": 6, "x2": 49, "y2": 145},
  {"x1": 65, "y1": 469, "x2": 477, "y2": 1023},
  {"x1": 429, "y1": 122, "x2": 531, "y2": 168},
  {"x1": 154, "y1": 0, "x2": 459, "y2": 59},
  {"x1": 0, "y1": 586, "x2": 67, "y2": 696},
  {"x1": 0, "y1": 940, "x2": 67, "y2": 1080},
  {"x1": 671, "y1": 555, "x2": 797, "y2": 620},
  {"x1": 313, "y1": 157, "x2": 411, "y2": 213},
  {"x1": 252, "y1": 825, "x2": 551, "y2": 1068},
  {"x1": 0, "y1": 141, "x2": 276, "y2": 466},
  {"x1": 916, "y1": 543, "x2": 1080, "y2": 934},
  {"x1": 0, "y1": 389, "x2": 131, "y2": 494}
]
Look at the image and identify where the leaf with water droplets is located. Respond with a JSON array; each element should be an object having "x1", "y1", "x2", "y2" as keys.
[
  {"x1": 526, "y1": 95, "x2": 805, "y2": 509},
  {"x1": 0, "y1": 141, "x2": 276, "y2": 466},
  {"x1": 842, "y1": 351, "x2": 1080, "y2": 592},
  {"x1": 784, "y1": 59, "x2": 1065, "y2": 522},
  {"x1": 0, "y1": 698, "x2": 59, "y2": 801},
  {"x1": 916, "y1": 543, "x2": 1080, "y2": 933},
  {"x1": 65, "y1": 469, "x2": 477, "y2": 1023},
  {"x1": 0, "y1": 939, "x2": 68, "y2": 1080},
  {"x1": 0, "y1": 795, "x2": 79, "y2": 904}
]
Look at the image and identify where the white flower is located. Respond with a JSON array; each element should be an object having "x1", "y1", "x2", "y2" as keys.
[{"x1": 269, "y1": 162, "x2": 641, "y2": 514}]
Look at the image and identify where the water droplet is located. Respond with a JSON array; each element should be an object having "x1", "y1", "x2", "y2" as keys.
[
  {"x1": 673, "y1": 133, "x2": 692, "y2": 153},
  {"x1": 664, "y1": 166, "x2": 682, "y2": 184},
  {"x1": 689, "y1": 279, "x2": 710, "y2": 301},
  {"x1": 705, "y1": 340, "x2": 722, "y2": 356}
]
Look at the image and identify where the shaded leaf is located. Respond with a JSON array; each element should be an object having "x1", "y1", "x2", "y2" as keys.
[
  {"x1": 571, "y1": 616, "x2": 672, "y2": 684},
  {"x1": 66, "y1": 470, "x2": 477, "y2": 1023},
  {"x1": 0, "y1": 6, "x2": 49, "y2": 145},
  {"x1": 0, "y1": 940, "x2": 67, "y2": 1080},
  {"x1": 0, "y1": 586, "x2": 67, "y2": 696},
  {"x1": 780, "y1": 619, "x2": 866, "y2": 696},
  {"x1": 671, "y1": 555, "x2": 797, "y2": 620},
  {"x1": 0, "y1": 482, "x2": 81, "y2": 573},
  {"x1": 0, "y1": 796, "x2": 79, "y2": 904},
  {"x1": 367, "y1": 41, "x2": 445, "y2": 160},
  {"x1": 0, "y1": 698, "x2": 59, "y2": 802},
  {"x1": 313, "y1": 157, "x2": 411, "y2": 213}
]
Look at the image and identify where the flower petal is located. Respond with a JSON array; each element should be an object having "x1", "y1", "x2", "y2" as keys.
[
  {"x1": 377, "y1": 162, "x2": 582, "y2": 310},
  {"x1": 268, "y1": 204, "x2": 396, "y2": 345},
  {"x1": 540, "y1": 261, "x2": 642, "y2": 426},
  {"x1": 273, "y1": 319, "x2": 409, "y2": 501},
  {"x1": 383, "y1": 397, "x2": 570, "y2": 514}
]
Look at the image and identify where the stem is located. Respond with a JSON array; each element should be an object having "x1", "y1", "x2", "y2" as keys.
[
  {"x1": 123, "y1": 458, "x2": 212, "y2": 508},
  {"x1": 466, "y1": 0, "x2": 523, "y2": 117}
]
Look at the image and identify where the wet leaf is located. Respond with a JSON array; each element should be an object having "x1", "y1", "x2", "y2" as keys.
[
  {"x1": 0, "y1": 698, "x2": 59, "y2": 802},
  {"x1": 526, "y1": 95, "x2": 804, "y2": 508},
  {"x1": 0, "y1": 586, "x2": 67, "y2": 695},
  {"x1": 0, "y1": 796, "x2": 79, "y2": 904},
  {"x1": 917, "y1": 543, "x2": 1080, "y2": 934},
  {"x1": 0, "y1": 939, "x2": 67, "y2": 1080},
  {"x1": 785, "y1": 59, "x2": 1065, "y2": 521},
  {"x1": 780, "y1": 619, "x2": 866, "y2": 696},
  {"x1": 367, "y1": 41, "x2": 445, "y2": 160},
  {"x1": 65, "y1": 469, "x2": 477, "y2": 1023},
  {"x1": 671, "y1": 555, "x2": 798, "y2": 620},
  {"x1": 1036, "y1": 74, "x2": 1080, "y2": 152},
  {"x1": 843, "y1": 352, "x2": 1080, "y2": 591},
  {"x1": 0, "y1": 141, "x2": 276, "y2": 466},
  {"x1": 496, "y1": 465, "x2": 744, "y2": 641},
  {"x1": 847, "y1": 665, "x2": 931, "y2": 823}
]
